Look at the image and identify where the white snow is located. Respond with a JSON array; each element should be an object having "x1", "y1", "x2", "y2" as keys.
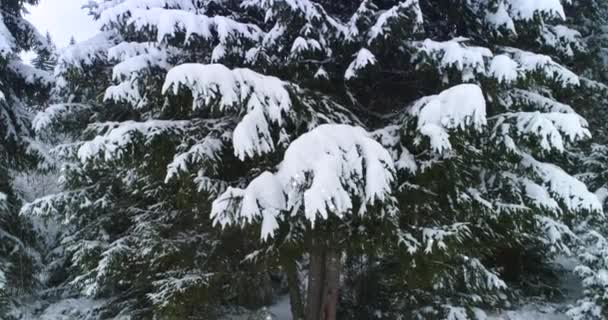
[
  {"x1": 56, "y1": 32, "x2": 115, "y2": 72},
  {"x1": 32, "y1": 103, "x2": 90, "y2": 134},
  {"x1": 162, "y1": 63, "x2": 292, "y2": 160},
  {"x1": 522, "y1": 154, "x2": 602, "y2": 213},
  {"x1": 506, "y1": 0, "x2": 566, "y2": 20},
  {"x1": 344, "y1": 48, "x2": 376, "y2": 80},
  {"x1": 495, "y1": 111, "x2": 590, "y2": 152},
  {"x1": 490, "y1": 54, "x2": 519, "y2": 83},
  {"x1": 212, "y1": 124, "x2": 395, "y2": 239},
  {"x1": 127, "y1": 8, "x2": 262, "y2": 45},
  {"x1": 0, "y1": 192, "x2": 6, "y2": 210},
  {"x1": 290, "y1": 36, "x2": 321, "y2": 56},
  {"x1": 414, "y1": 38, "x2": 492, "y2": 80},
  {"x1": 486, "y1": 1, "x2": 515, "y2": 33},
  {"x1": 0, "y1": 16, "x2": 16, "y2": 57},
  {"x1": 505, "y1": 48, "x2": 580, "y2": 86},
  {"x1": 99, "y1": 0, "x2": 197, "y2": 27},
  {"x1": 368, "y1": 0, "x2": 423, "y2": 42},
  {"x1": 509, "y1": 90, "x2": 576, "y2": 114},
  {"x1": 77, "y1": 120, "x2": 188, "y2": 162},
  {"x1": 409, "y1": 84, "x2": 487, "y2": 154}
]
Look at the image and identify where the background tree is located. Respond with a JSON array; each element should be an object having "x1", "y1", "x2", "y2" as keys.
[{"x1": 31, "y1": 31, "x2": 57, "y2": 72}]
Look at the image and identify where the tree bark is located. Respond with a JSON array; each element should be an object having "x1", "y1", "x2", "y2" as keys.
[
  {"x1": 282, "y1": 257, "x2": 305, "y2": 320},
  {"x1": 305, "y1": 244, "x2": 326, "y2": 320},
  {"x1": 321, "y1": 249, "x2": 341, "y2": 320}
]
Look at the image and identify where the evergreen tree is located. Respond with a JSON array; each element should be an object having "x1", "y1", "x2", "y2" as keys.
[
  {"x1": 562, "y1": 1, "x2": 608, "y2": 319},
  {"x1": 31, "y1": 31, "x2": 57, "y2": 72},
  {"x1": 0, "y1": 0, "x2": 53, "y2": 316},
  {"x1": 24, "y1": 1, "x2": 605, "y2": 320}
]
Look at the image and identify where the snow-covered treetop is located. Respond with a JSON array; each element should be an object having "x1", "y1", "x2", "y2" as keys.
[{"x1": 211, "y1": 124, "x2": 395, "y2": 240}]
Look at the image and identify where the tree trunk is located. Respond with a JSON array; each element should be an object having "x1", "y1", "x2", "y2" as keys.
[
  {"x1": 305, "y1": 244, "x2": 326, "y2": 320},
  {"x1": 282, "y1": 257, "x2": 305, "y2": 320},
  {"x1": 321, "y1": 249, "x2": 341, "y2": 320}
]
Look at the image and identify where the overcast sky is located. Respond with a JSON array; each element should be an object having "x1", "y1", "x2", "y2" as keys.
[{"x1": 26, "y1": 0, "x2": 98, "y2": 48}]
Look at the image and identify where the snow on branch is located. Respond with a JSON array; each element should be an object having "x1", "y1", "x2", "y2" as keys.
[
  {"x1": 211, "y1": 124, "x2": 395, "y2": 240},
  {"x1": 0, "y1": 16, "x2": 15, "y2": 57},
  {"x1": 413, "y1": 38, "x2": 492, "y2": 80},
  {"x1": 344, "y1": 48, "x2": 376, "y2": 80},
  {"x1": 99, "y1": 0, "x2": 197, "y2": 27},
  {"x1": 505, "y1": 0, "x2": 566, "y2": 21},
  {"x1": 508, "y1": 89, "x2": 576, "y2": 113},
  {"x1": 504, "y1": 47, "x2": 580, "y2": 86},
  {"x1": 368, "y1": 0, "x2": 423, "y2": 43},
  {"x1": 162, "y1": 63, "x2": 292, "y2": 160},
  {"x1": 494, "y1": 111, "x2": 590, "y2": 152},
  {"x1": 0, "y1": 192, "x2": 6, "y2": 211},
  {"x1": 408, "y1": 84, "x2": 487, "y2": 154},
  {"x1": 77, "y1": 120, "x2": 188, "y2": 162},
  {"x1": 522, "y1": 153, "x2": 602, "y2": 213},
  {"x1": 56, "y1": 32, "x2": 116, "y2": 73},
  {"x1": 164, "y1": 120, "x2": 233, "y2": 184},
  {"x1": 108, "y1": 42, "x2": 177, "y2": 80},
  {"x1": 8, "y1": 60, "x2": 53, "y2": 86},
  {"x1": 33, "y1": 103, "x2": 92, "y2": 135},
  {"x1": 127, "y1": 8, "x2": 262, "y2": 45}
]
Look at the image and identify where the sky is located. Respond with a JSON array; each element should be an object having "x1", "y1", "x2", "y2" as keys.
[{"x1": 26, "y1": 0, "x2": 99, "y2": 48}]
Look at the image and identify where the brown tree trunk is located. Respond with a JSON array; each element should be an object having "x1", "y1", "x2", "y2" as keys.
[
  {"x1": 321, "y1": 249, "x2": 341, "y2": 320},
  {"x1": 282, "y1": 257, "x2": 305, "y2": 320},
  {"x1": 305, "y1": 244, "x2": 326, "y2": 320}
]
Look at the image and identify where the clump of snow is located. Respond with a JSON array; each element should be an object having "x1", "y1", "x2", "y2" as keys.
[
  {"x1": 409, "y1": 84, "x2": 487, "y2": 154},
  {"x1": 490, "y1": 54, "x2": 519, "y2": 83},
  {"x1": 373, "y1": 125, "x2": 418, "y2": 174},
  {"x1": 212, "y1": 124, "x2": 395, "y2": 240},
  {"x1": 344, "y1": 48, "x2": 376, "y2": 80},
  {"x1": 414, "y1": 38, "x2": 492, "y2": 80},
  {"x1": 506, "y1": 0, "x2": 566, "y2": 21},
  {"x1": 290, "y1": 37, "x2": 321, "y2": 56},
  {"x1": 162, "y1": 63, "x2": 292, "y2": 160},
  {"x1": 486, "y1": 1, "x2": 515, "y2": 33}
]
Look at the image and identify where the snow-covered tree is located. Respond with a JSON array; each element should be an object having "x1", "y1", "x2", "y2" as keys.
[
  {"x1": 0, "y1": 0, "x2": 53, "y2": 316},
  {"x1": 24, "y1": 1, "x2": 605, "y2": 319},
  {"x1": 31, "y1": 31, "x2": 57, "y2": 72}
]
